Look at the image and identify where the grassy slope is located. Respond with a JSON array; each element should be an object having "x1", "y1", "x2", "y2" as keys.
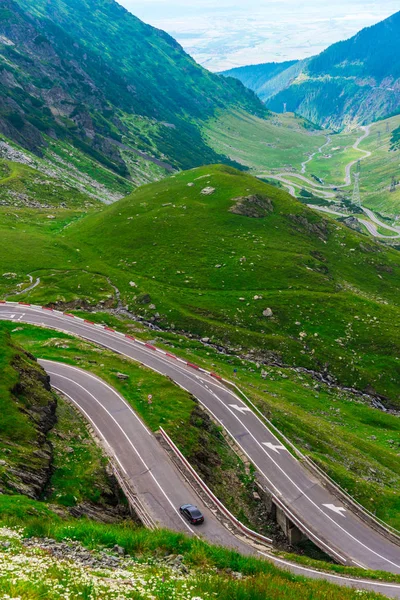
[
  {"x1": 0, "y1": 158, "x2": 102, "y2": 209},
  {"x1": 5, "y1": 319, "x2": 400, "y2": 531},
  {"x1": 1, "y1": 0, "x2": 265, "y2": 182},
  {"x1": 203, "y1": 110, "x2": 326, "y2": 172},
  {"x1": 0, "y1": 516, "x2": 387, "y2": 600},
  {"x1": 59, "y1": 165, "x2": 400, "y2": 405},
  {"x1": 1, "y1": 166, "x2": 400, "y2": 405}
]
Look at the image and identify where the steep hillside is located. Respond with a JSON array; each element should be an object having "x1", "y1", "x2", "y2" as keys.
[
  {"x1": 0, "y1": 0, "x2": 265, "y2": 194},
  {"x1": 0, "y1": 328, "x2": 56, "y2": 498},
  {"x1": 267, "y1": 12, "x2": 400, "y2": 129},
  {"x1": 1, "y1": 165, "x2": 399, "y2": 401},
  {"x1": 221, "y1": 60, "x2": 299, "y2": 100},
  {"x1": 59, "y1": 166, "x2": 400, "y2": 406}
]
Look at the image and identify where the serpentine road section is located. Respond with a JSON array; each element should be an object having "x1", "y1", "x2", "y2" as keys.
[
  {"x1": 38, "y1": 359, "x2": 252, "y2": 555},
  {"x1": 29, "y1": 359, "x2": 400, "y2": 598},
  {"x1": 1, "y1": 303, "x2": 400, "y2": 582}
]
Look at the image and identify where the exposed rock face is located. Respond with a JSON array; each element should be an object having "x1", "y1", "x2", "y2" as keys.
[
  {"x1": 201, "y1": 187, "x2": 216, "y2": 195},
  {"x1": 288, "y1": 214, "x2": 329, "y2": 240},
  {"x1": 230, "y1": 194, "x2": 273, "y2": 218},
  {"x1": 2, "y1": 350, "x2": 57, "y2": 499},
  {"x1": 1, "y1": 337, "x2": 130, "y2": 522},
  {"x1": 341, "y1": 216, "x2": 363, "y2": 233}
]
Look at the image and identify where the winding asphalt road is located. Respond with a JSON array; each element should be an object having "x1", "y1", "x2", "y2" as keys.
[
  {"x1": 40, "y1": 359, "x2": 252, "y2": 554},
  {"x1": 2, "y1": 303, "x2": 400, "y2": 597}
]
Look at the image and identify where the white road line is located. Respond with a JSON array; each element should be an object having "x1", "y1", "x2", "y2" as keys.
[
  {"x1": 229, "y1": 404, "x2": 251, "y2": 413},
  {"x1": 263, "y1": 443, "x2": 287, "y2": 454},
  {"x1": 257, "y1": 551, "x2": 400, "y2": 592},
  {"x1": 323, "y1": 504, "x2": 347, "y2": 517},
  {"x1": 206, "y1": 387, "x2": 400, "y2": 570},
  {"x1": 47, "y1": 371, "x2": 198, "y2": 538},
  {"x1": 5, "y1": 307, "x2": 400, "y2": 571},
  {"x1": 41, "y1": 361, "x2": 152, "y2": 436}
]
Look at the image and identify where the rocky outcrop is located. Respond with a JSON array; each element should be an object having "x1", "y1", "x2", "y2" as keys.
[
  {"x1": 1, "y1": 349, "x2": 57, "y2": 499},
  {"x1": 340, "y1": 216, "x2": 363, "y2": 233},
  {"x1": 288, "y1": 213, "x2": 329, "y2": 241},
  {"x1": 230, "y1": 194, "x2": 273, "y2": 218}
]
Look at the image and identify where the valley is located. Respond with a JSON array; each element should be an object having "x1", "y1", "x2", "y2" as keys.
[
  {"x1": 204, "y1": 110, "x2": 400, "y2": 238},
  {"x1": 1, "y1": 1, "x2": 400, "y2": 598}
]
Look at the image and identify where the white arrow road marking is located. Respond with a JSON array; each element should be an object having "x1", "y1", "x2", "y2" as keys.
[
  {"x1": 323, "y1": 504, "x2": 347, "y2": 517},
  {"x1": 229, "y1": 404, "x2": 251, "y2": 414},
  {"x1": 263, "y1": 442, "x2": 287, "y2": 454}
]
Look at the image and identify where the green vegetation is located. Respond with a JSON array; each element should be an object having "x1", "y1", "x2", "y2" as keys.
[
  {"x1": 0, "y1": 509, "x2": 390, "y2": 599},
  {"x1": 0, "y1": 322, "x2": 268, "y2": 534},
  {"x1": 46, "y1": 396, "x2": 122, "y2": 510},
  {"x1": 0, "y1": 0, "x2": 265, "y2": 189},
  {"x1": 1, "y1": 165, "x2": 400, "y2": 409},
  {"x1": 204, "y1": 110, "x2": 327, "y2": 172},
  {"x1": 0, "y1": 158, "x2": 103, "y2": 209},
  {"x1": 267, "y1": 12, "x2": 400, "y2": 129}
]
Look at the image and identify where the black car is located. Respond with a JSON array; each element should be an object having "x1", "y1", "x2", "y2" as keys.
[{"x1": 179, "y1": 504, "x2": 204, "y2": 525}]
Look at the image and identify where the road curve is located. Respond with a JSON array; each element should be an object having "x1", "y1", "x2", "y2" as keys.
[
  {"x1": 301, "y1": 136, "x2": 332, "y2": 174},
  {"x1": 39, "y1": 359, "x2": 253, "y2": 554},
  {"x1": 1, "y1": 303, "x2": 400, "y2": 582},
  {"x1": 344, "y1": 126, "x2": 372, "y2": 187},
  {"x1": 33, "y1": 358, "x2": 400, "y2": 598}
]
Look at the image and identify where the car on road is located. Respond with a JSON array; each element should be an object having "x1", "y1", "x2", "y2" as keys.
[{"x1": 179, "y1": 504, "x2": 204, "y2": 524}]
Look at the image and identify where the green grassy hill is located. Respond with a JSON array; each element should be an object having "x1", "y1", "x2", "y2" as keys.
[
  {"x1": 203, "y1": 110, "x2": 325, "y2": 172},
  {"x1": 1, "y1": 165, "x2": 399, "y2": 404},
  {"x1": 38, "y1": 165, "x2": 398, "y2": 407}
]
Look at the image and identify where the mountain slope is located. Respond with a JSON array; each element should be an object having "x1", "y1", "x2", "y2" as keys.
[
  {"x1": 0, "y1": 0, "x2": 265, "y2": 188},
  {"x1": 221, "y1": 60, "x2": 299, "y2": 99},
  {"x1": 267, "y1": 11, "x2": 400, "y2": 129},
  {"x1": 56, "y1": 165, "x2": 400, "y2": 407}
]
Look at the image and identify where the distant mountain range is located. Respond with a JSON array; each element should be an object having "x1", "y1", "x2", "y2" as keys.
[
  {"x1": 0, "y1": 0, "x2": 265, "y2": 177},
  {"x1": 221, "y1": 11, "x2": 400, "y2": 130}
]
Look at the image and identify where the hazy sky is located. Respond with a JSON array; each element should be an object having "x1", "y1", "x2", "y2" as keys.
[{"x1": 117, "y1": 1, "x2": 399, "y2": 71}]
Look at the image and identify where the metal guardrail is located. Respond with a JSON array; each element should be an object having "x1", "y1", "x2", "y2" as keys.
[
  {"x1": 227, "y1": 381, "x2": 400, "y2": 546},
  {"x1": 159, "y1": 427, "x2": 273, "y2": 546},
  {"x1": 3, "y1": 302, "x2": 399, "y2": 550}
]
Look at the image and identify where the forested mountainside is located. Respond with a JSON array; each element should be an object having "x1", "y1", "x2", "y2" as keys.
[
  {"x1": 0, "y1": 0, "x2": 265, "y2": 177},
  {"x1": 221, "y1": 60, "x2": 299, "y2": 100},
  {"x1": 225, "y1": 11, "x2": 400, "y2": 130}
]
